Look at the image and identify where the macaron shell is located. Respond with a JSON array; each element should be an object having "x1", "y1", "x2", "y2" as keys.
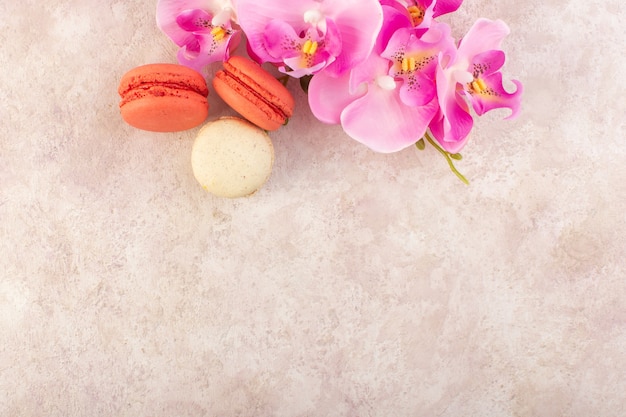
[
  {"x1": 118, "y1": 63, "x2": 208, "y2": 97},
  {"x1": 121, "y1": 93, "x2": 209, "y2": 132},
  {"x1": 118, "y1": 63, "x2": 209, "y2": 132},
  {"x1": 213, "y1": 74, "x2": 284, "y2": 131},
  {"x1": 224, "y1": 56, "x2": 294, "y2": 117},
  {"x1": 191, "y1": 117, "x2": 274, "y2": 198},
  {"x1": 213, "y1": 56, "x2": 294, "y2": 131}
]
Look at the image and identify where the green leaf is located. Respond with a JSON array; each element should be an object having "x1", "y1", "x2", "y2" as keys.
[
  {"x1": 449, "y1": 153, "x2": 462, "y2": 161},
  {"x1": 415, "y1": 138, "x2": 426, "y2": 150}
]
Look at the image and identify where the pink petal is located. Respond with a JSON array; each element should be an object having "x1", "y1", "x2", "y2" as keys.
[
  {"x1": 322, "y1": 0, "x2": 384, "y2": 75},
  {"x1": 469, "y1": 50, "x2": 506, "y2": 78},
  {"x1": 235, "y1": 0, "x2": 313, "y2": 63},
  {"x1": 441, "y1": 92, "x2": 473, "y2": 142},
  {"x1": 308, "y1": 71, "x2": 362, "y2": 124},
  {"x1": 262, "y1": 20, "x2": 339, "y2": 77},
  {"x1": 429, "y1": 102, "x2": 474, "y2": 154},
  {"x1": 176, "y1": 30, "x2": 241, "y2": 72},
  {"x1": 457, "y1": 19, "x2": 510, "y2": 63},
  {"x1": 157, "y1": 0, "x2": 218, "y2": 46},
  {"x1": 237, "y1": 0, "x2": 382, "y2": 75},
  {"x1": 412, "y1": 0, "x2": 437, "y2": 30},
  {"x1": 376, "y1": 4, "x2": 413, "y2": 52},
  {"x1": 382, "y1": 23, "x2": 454, "y2": 106},
  {"x1": 430, "y1": 62, "x2": 474, "y2": 153},
  {"x1": 462, "y1": 43, "x2": 523, "y2": 119},
  {"x1": 176, "y1": 9, "x2": 213, "y2": 33},
  {"x1": 263, "y1": 20, "x2": 303, "y2": 63},
  {"x1": 341, "y1": 83, "x2": 438, "y2": 153},
  {"x1": 349, "y1": 52, "x2": 391, "y2": 94},
  {"x1": 379, "y1": 0, "x2": 436, "y2": 30},
  {"x1": 283, "y1": 56, "x2": 329, "y2": 77},
  {"x1": 466, "y1": 73, "x2": 523, "y2": 118},
  {"x1": 236, "y1": 0, "x2": 311, "y2": 29},
  {"x1": 399, "y1": 72, "x2": 436, "y2": 106},
  {"x1": 433, "y1": 0, "x2": 463, "y2": 18},
  {"x1": 320, "y1": 18, "x2": 344, "y2": 61}
]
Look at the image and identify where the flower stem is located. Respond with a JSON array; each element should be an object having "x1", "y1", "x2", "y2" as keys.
[{"x1": 423, "y1": 132, "x2": 469, "y2": 185}]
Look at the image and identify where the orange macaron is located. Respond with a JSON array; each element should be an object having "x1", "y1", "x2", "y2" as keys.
[
  {"x1": 118, "y1": 63, "x2": 209, "y2": 132},
  {"x1": 213, "y1": 56, "x2": 295, "y2": 131}
]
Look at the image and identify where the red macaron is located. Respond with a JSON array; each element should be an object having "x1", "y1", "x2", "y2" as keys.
[
  {"x1": 118, "y1": 63, "x2": 209, "y2": 132},
  {"x1": 213, "y1": 56, "x2": 295, "y2": 131}
]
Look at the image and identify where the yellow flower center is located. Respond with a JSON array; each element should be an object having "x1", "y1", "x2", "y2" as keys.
[
  {"x1": 470, "y1": 78, "x2": 488, "y2": 93},
  {"x1": 302, "y1": 40, "x2": 319, "y2": 55},
  {"x1": 299, "y1": 40, "x2": 320, "y2": 68},
  {"x1": 211, "y1": 26, "x2": 227, "y2": 41},
  {"x1": 401, "y1": 57, "x2": 417, "y2": 72},
  {"x1": 407, "y1": 5, "x2": 425, "y2": 26}
]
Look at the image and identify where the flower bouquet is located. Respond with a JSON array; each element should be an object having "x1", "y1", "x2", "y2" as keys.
[{"x1": 156, "y1": 0, "x2": 522, "y2": 184}]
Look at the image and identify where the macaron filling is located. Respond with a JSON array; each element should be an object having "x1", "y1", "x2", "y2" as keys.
[{"x1": 119, "y1": 82, "x2": 207, "y2": 107}]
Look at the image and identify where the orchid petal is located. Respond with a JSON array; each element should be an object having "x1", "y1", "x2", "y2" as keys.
[
  {"x1": 382, "y1": 23, "x2": 454, "y2": 106},
  {"x1": 409, "y1": 0, "x2": 436, "y2": 30},
  {"x1": 376, "y1": 4, "x2": 413, "y2": 53},
  {"x1": 176, "y1": 30, "x2": 240, "y2": 73},
  {"x1": 176, "y1": 9, "x2": 214, "y2": 33},
  {"x1": 321, "y1": 18, "x2": 344, "y2": 61},
  {"x1": 466, "y1": 74, "x2": 523, "y2": 118},
  {"x1": 416, "y1": 1, "x2": 437, "y2": 30},
  {"x1": 379, "y1": 0, "x2": 436, "y2": 30},
  {"x1": 468, "y1": 50, "x2": 506, "y2": 78},
  {"x1": 262, "y1": 20, "x2": 335, "y2": 77},
  {"x1": 323, "y1": 0, "x2": 384, "y2": 76},
  {"x1": 181, "y1": 37, "x2": 202, "y2": 56},
  {"x1": 430, "y1": 61, "x2": 474, "y2": 153},
  {"x1": 283, "y1": 56, "x2": 329, "y2": 77},
  {"x1": 157, "y1": 0, "x2": 240, "y2": 70},
  {"x1": 157, "y1": 0, "x2": 218, "y2": 46},
  {"x1": 399, "y1": 72, "x2": 436, "y2": 106},
  {"x1": 308, "y1": 71, "x2": 363, "y2": 124},
  {"x1": 457, "y1": 19, "x2": 510, "y2": 64},
  {"x1": 457, "y1": 30, "x2": 523, "y2": 119},
  {"x1": 340, "y1": 84, "x2": 438, "y2": 153},
  {"x1": 349, "y1": 52, "x2": 390, "y2": 94},
  {"x1": 263, "y1": 20, "x2": 303, "y2": 63},
  {"x1": 237, "y1": 0, "x2": 382, "y2": 76},
  {"x1": 431, "y1": 18, "x2": 522, "y2": 152},
  {"x1": 432, "y1": 0, "x2": 463, "y2": 18},
  {"x1": 177, "y1": 47, "x2": 212, "y2": 73},
  {"x1": 235, "y1": 0, "x2": 312, "y2": 63},
  {"x1": 428, "y1": 103, "x2": 473, "y2": 154}
]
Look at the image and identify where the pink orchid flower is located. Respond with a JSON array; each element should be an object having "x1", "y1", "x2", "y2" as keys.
[
  {"x1": 234, "y1": 0, "x2": 383, "y2": 77},
  {"x1": 157, "y1": 0, "x2": 241, "y2": 73},
  {"x1": 308, "y1": 6, "x2": 456, "y2": 153},
  {"x1": 429, "y1": 18, "x2": 523, "y2": 153},
  {"x1": 380, "y1": 0, "x2": 463, "y2": 30}
]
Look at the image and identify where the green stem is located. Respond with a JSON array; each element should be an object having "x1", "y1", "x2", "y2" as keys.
[{"x1": 424, "y1": 132, "x2": 469, "y2": 185}]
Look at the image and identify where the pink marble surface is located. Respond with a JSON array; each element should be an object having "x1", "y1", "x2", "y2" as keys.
[{"x1": 1, "y1": 0, "x2": 625, "y2": 416}]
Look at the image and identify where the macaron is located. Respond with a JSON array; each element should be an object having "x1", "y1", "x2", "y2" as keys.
[
  {"x1": 191, "y1": 117, "x2": 274, "y2": 198},
  {"x1": 213, "y1": 56, "x2": 294, "y2": 131},
  {"x1": 118, "y1": 63, "x2": 209, "y2": 132}
]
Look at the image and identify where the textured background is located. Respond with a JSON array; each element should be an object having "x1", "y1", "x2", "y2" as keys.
[{"x1": 1, "y1": 0, "x2": 625, "y2": 416}]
